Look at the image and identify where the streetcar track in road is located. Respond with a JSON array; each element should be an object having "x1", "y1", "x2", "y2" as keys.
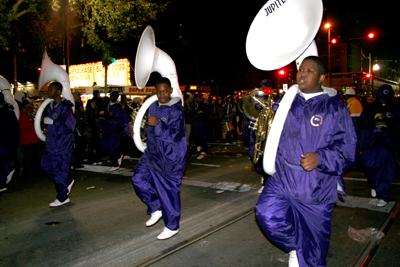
[
  {"x1": 130, "y1": 207, "x2": 256, "y2": 267},
  {"x1": 351, "y1": 201, "x2": 400, "y2": 267}
]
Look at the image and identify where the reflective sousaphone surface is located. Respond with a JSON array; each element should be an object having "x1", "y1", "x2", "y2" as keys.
[
  {"x1": 245, "y1": 0, "x2": 323, "y2": 174},
  {"x1": 133, "y1": 26, "x2": 183, "y2": 152},
  {"x1": 0, "y1": 75, "x2": 19, "y2": 120},
  {"x1": 34, "y1": 50, "x2": 74, "y2": 141}
]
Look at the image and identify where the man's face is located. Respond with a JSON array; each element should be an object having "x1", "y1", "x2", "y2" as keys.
[
  {"x1": 156, "y1": 83, "x2": 172, "y2": 104},
  {"x1": 47, "y1": 85, "x2": 61, "y2": 99},
  {"x1": 296, "y1": 59, "x2": 325, "y2": 94}
]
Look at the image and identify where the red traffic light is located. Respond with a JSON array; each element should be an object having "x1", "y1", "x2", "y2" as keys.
[
  {"x1": 331, "y1": 38, "x2": 337, "y2": 44},
  {"x1": 278, "y1": 69, "x2": 285, "y2": 76},
  {"x1": 368, "y1": 32, "x2": 375, "y2": 39},
  {"x1": 365, "y1": 73, "x2": 372, "y2": 79}
]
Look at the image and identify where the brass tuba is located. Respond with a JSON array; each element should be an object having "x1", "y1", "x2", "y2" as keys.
[
  {"x1": 132, "y1": 26, "x2": 183, "y2": 152},
  {"x1": 246, "y1": 0, "x2": 323, "y2": 174},
  {"x1": 34, "y1": 49, "x2": 74, "y2": 141}
]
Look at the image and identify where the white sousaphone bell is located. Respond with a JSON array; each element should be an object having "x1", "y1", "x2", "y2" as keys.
[
  {"x1": 246, "y1": 0, "x2": 323, "y2": 175},
  {"x1": 0, "y1": 75, "x2": 20, "y2": 120},
  {"x1": 34, "y1": 50, "x2": 75, "y2": 141},
  {"x1": 133, "y1": 25, "x2": 183, "y2": 152}
]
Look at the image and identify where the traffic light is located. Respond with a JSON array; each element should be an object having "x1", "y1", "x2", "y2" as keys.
[
  {"x1": 331, "y1": 38, "x2": 337, "y2": 44},
  {"x1": 365, "y1": 73, "x2": 372, "y2": 79},
  {"x1": 102, "y1": 46, "x2": 116, "y2": 67},
  {"x1": 278, "y1": 69, "x2": 285, "y2": 76},
  {"x1": 368, "y1": 32, "x2": 375, "y2": 39}
]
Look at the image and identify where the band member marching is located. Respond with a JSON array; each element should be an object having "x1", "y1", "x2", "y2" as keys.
[
  {"x1": 128, "y1": 77, "x2": 187, "y2": 240},
  {"x1": 255, "y1": 57, "x2": 356, "y2": 267}
]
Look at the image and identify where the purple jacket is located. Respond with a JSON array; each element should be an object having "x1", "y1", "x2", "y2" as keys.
[
  {"x1": 273, "y1": 88, "x2": 356, "y2": 205},
  {"x1": 141, "y1": 97, "x2": 187, "y2": 176},
  {"x1": 45, "y1": 99, "x2": 76, "y2": 154}
]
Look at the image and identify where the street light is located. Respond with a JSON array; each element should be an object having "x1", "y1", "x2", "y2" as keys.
[{"x1": 325, "y1": 23, "x2": 332, "y2": 86}]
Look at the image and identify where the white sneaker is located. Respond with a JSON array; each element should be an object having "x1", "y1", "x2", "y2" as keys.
[
  {"x1": 157, "y1": 227, "x2": 179, "y2": 240},
  {"x1": 371, "y1": 189, "x2": 377, "y2": 198},
  {"x1": 67, "y1": 180, "x2": 75, "y2": 195},
  {"x1": 377, "y1": 199, "x2": 388, "y2": 207},
  {"x1": 49, "y1": 198, "x2": 70, "y2": 207},
  {"x1": 6, "y1": 169, "x2": 15, "y2": 184},
  {"x1": 289, "y1": 250, "x2": 299, "y2": 267},
  {"x1": 258, "y1": 186, "x2": 264, "y2": 194},
  {"x1": 146, "y1": 210, "x2": 162, "y2": 226},
  {"x1": 118, "y1": 155, "x2": 123, "y2": 166},
  {"x1": 109, "y1": 166, "x2": 120, "y2": 171}
]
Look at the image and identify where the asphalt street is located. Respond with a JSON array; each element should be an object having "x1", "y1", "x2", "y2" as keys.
[{"x1": 1, "y1": 142, "x2": 399, "y2": 267}]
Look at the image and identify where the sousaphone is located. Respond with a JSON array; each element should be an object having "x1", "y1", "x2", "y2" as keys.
[
  {"x1": 0, "y1": 75, "x2": 20, "y2": 120},
  {"x1": 133, "y1": 26, "x2": 183, "y2": 152},
  {"x1": 34, "y1": 50, "x2": 75, "y2": 141},
  {"x1": 246, "y1": 0, "x2": 323, "y2": 174}
]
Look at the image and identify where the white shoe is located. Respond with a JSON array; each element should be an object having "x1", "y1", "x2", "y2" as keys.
[
  {"x1": 109, "y1": 166, "x2": 120, "y2": 171},
  {"x1": 117, "y1": 155, "x2": 123, "y2": 166},
  {"x1": 377, "y1": 199, "x2": 388, "y2": 207},
  {"x1": 49, "y1": 198, "x2": 70, "y2": 207},
  {"x1": 371, "y1": 189, "x2": 377, "y2": 198},
  {"x1": 289, "y1": 250, "x2": 299, "y2": 267},
  {"x1": 67, "y1": 180, "x2": 75, "y2": 195},
  {"x1": 258, "y1": 186, "x2": 264, "y2": 194},
  {"x1": 6, "y1": 169, "x2": 15, "y2": 184},
  {"x1": 157, "y1": 227, "x2": 179, "y2": 240},
  {"x1": 146, "y1": 210, "x2": 162, "y2": 226}
]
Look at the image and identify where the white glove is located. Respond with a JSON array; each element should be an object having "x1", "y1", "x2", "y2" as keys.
[{"x1": 44, "y1": 117, "x2": 54, "y2": 125}]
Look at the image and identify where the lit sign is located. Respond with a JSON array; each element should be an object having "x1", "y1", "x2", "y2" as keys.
[{"x1": 69, "y1": 59, "x2": 130, "y2": 88}]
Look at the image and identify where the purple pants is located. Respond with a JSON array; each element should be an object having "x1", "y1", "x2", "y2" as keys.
[
  {"x1": 41, "y1": 151, "x2": 73, "y2": 202},
  {"x1": 132, "y1": 159, "x2": 182, "y2": 230},
  {"x1": 256, "y1": 175, "x2": 334, "y2": 267},
  {"x1": 362, "y1": 148, "x2": 394, "y2": 202}
]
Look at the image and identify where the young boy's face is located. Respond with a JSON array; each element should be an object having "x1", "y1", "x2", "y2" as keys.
[
  {"x1": 156, "y1": 83, "x2": 172, "y2": 104},
  {"x1": 297, "y1": 59, "x2": 325, "y2": 94}
]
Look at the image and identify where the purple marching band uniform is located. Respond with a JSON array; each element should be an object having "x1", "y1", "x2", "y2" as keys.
[
  {"x1": 359, "y1": 85, "x2": 400, "y2": 204},
  {"x1": 41, "y1": 99, "x2": 76, "y2": 202},
  {"x1": 256, "y1": 87, "x2": 356, "y2": 266},
  {"x1": 131, "y1": 97, "x2": 187, "y2": 231},
  {"x1": 101, "y1": 100, "x2": 123, "y2": 167},
  {"x1": 0, "y1": 101, "x2": 19, "y2": 191}
]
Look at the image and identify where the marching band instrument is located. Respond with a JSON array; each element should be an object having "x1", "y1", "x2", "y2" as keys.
[
  {"x1": 133, "y1": 26, "x2": 183, "y2": 152},
  {"x1": 0, "y1": 75, "x2": 20, "y2": 120},
  {"x1": 34, "y1": 50, "x2": 75, "y2": 141},
  {"x1": 247, "y1": 88, "x2": 276, "y2": 164},
  {"x1": 246, "y1": 0, "x2": 323, "y2": 174}
]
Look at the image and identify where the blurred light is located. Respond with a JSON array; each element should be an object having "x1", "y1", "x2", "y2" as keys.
[
  {"x1": 278, "y1": 69, "x2": 285, "y2": 76},
  {"x1": 373, "y1": 64, "x2": 380, "y2": 71},
  {"x1": 365, "y1": 73, "x2": 372, "y2": 78},
  {"x1": 368, "y1": 32, "x2": 375, "y2": 39},
  {"x1": 324, "y1": 23, "x2": 331, "y2": 29},
  {"x1": 331, "y1": 38, "x2": 337, "y2": 44}
]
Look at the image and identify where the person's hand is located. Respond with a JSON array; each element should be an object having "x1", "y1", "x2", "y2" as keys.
[
  {"x1": 148, "y1": 115, "x2": 159, "y2": 126},
  {"x1": 300, "y1": 152, "x2": 319, "y2": 171}
]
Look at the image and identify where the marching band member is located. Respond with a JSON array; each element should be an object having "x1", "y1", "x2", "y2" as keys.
[
  {"x1": 255, "y1": 56, "x2": 356, "y2": 267},
  {"x1": 41, "y1": 82, "x2": 76, "y2": 207},
  {"x1": 129, "y1": 77, "x2": 187, "y2": 240},
  {"x1": 0, "y1": 92, "x2": 19, "y2": 193},
  {"x1": 101, "y1": 91, "x2": 123, "y2": 171},
  {"x1": 359, "y1": 84, "x2": 400, "y2": 207}
]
